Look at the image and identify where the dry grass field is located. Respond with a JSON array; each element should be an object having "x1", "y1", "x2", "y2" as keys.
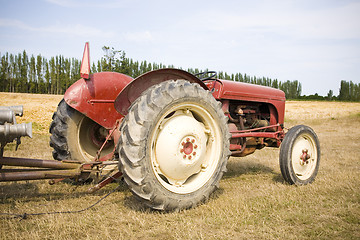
[{"x1": 1, "y1": 92, "x2": 359, "y2": 240}]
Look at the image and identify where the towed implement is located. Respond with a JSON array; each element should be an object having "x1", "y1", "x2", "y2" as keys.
[{"x1": 0, "y1": 43, "x2": 320, "y2": 211}]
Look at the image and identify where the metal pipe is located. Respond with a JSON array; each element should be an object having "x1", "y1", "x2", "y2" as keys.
[
  {"x1": 0, "y1": 169, "x2": 81, "y2": 181},
  {"x1": 88, "y1": 171, "x2": 122, "y2": 193},
  {"x1": 0, "y1": 110, "x2": 15, "y2": 124},
  {"x1": 0, "y1": 106, "x2": 23, "y2": 116},
  {"x1": 229, "y1": 144, "x2": 242, "y2": 151},
  {"x1": 230, "y1": 124, "x2": 280, "y2": 134},
  {"x1": 0, "y1": 122, "x2": 32, "y2": 142},
  {"x1": 0, "y1": 157, "x2": 81, "y2": 169},
  {"x1": 231, "y1": 131, "x2": 280, "y2": 139}
]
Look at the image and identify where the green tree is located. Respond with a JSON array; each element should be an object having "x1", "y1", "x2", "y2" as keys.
[
  {"x1": 338, "y1": 80, "x2": 350, "y2": 101},
  {"x1": 71, "y1": 58, "x2": 81, "y2": 84},
  {"x1": 64, "y1": 57, "x2": 71, "y2": 91},
  {"x1": 36, "y1": 55, "x2": 45, "y2": 93},
  {"x1": 9, "y1": 54, "x2": 16, "y2": 92},
  {"x1": 49, "y1": 57, "x2": 56, "y2": 94},
  {"x1": 272, "y1": 79, "x2": 279, "y2": 89},
  {"x1": 44, "y1": 59, "x2": 50, "y2": 94},
  {"x1": 280, "y1": 80, "x2": 302, "y2": 99},
  {"x1": 91, "y1": 62, "x2": 97, "y2": 73},
  {"x1": 326, "y1": 90, "x2": 333, "y2": 101},
  {"x1": 355, "y1": 83, "x2": 360, "y2": 101},
  {"x1": 0, "y1": 53, "x2": 9, "y2": 92},
  {"x1": 96, "y1": 60, "x2": 102, "y2": 73},
  {"x1": 17, "y1": 51, "x2": 29, "y2": 92},
  {"x1": 29, "y1": 55, "x2": 36, "y2": 93},
  {"x1": 102, "y1": 46, "x2": 123, "y2": 71}
]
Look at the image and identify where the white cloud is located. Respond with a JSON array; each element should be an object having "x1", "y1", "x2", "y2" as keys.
[
  {"x1": 0, "y1": 18, "x2": 114, "y2": 38},
  {"x1": 177, "y1": 1, "x2": 360, "y2": 41},
  {"x1": 0, "y1": 19, "x2": 29, "y2": 29}
]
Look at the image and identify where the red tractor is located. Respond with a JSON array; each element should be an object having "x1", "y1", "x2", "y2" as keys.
[
  {"x1": 48, "y1": 43, "x2": 320, "y2": 210},
  {"x1": 1, "y1": 43, "x2": 320, "y2": 211}
]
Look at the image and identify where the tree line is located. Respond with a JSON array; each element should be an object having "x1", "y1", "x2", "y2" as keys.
[
  {"x1": 0, "y1": 51, "x2": 81, "y2": 95},
  {"x1": 0, "y1": 47, "x2": 358, "y2": 101}
]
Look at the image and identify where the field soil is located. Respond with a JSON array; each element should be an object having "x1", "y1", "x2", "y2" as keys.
[{"x1": 1, "y1": 93, "x2": 359, "y2": 240}]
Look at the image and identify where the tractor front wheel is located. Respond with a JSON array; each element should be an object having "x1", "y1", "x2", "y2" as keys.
[
  {"x1": 117, "y1": 80, "x2": 230, "y2": 211},
  {"x1": 279, "y1": 125, "x2": 320, "y2": 185}
]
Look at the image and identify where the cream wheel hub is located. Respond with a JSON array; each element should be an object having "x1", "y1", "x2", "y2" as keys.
[
  {"x1": 154, "y1": 114, "x2": 207, "y2": 185},
  {"x1": 291, "y1": 133, "x2": 317, "y2": 180}
]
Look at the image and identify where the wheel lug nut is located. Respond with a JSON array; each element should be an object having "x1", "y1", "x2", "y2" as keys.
[
  {"x1": 183, "y1": 155, "x2": 187, "y2": 158},
  {"x1": 193, "y1": 152, "x2": 196, "y2": 155},
  {"x1": 182, "y1": 142, "x2": 185, "y2": 146},
  {"x1": 180, "y1": 149, "x2": 184, "y2": 153},
  {"x1": 191, "y1": 139, "x2": 195, "y2": 143},
  {"x1": 186, "y1": 138, "x2": 190, "y2": 142},
  {"x1": 188, "y1": 156, "x2": 192, "y2": 160},
  {"x1": 194, "y1": 145, "x2": 198, "y2": 149}
]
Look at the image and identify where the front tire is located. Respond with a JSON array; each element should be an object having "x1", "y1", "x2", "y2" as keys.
[
  {"x1": 279, "y1": 125, "x2": 320, "y2": 185},
  {"x1": 117, "y1": 80, "x2": 230, "y2": 211}
]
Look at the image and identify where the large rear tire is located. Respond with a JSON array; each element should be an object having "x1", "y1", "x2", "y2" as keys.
[
  {"x1": 117, "y1": 80, "x2": 231, "y2": 211},
  {"x1": 279, "y1": 125, "x2": 320, "y2": 185},
  {"x1": 49, "y1": 99, "x2": 114, "y2": 162}
]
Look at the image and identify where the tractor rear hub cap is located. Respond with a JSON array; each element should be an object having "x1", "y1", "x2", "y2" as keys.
[
  {"x1": 155, "y1": 114, "x2": 206, "y2": 185},
  {"x1": 149, "y1": 101, "x2": 223, "y2": 194}
]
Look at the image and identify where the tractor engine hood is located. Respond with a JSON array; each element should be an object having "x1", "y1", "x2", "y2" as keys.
[
  {"x1": 207, "y1": 79, "x2": 286, "y2": 125},
  {"x1": 209, "y1": 79, "x2": 286, "y2": 102}
]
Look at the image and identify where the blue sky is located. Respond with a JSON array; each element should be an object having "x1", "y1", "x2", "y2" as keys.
[{"x1": 0, "y1": 0, "x2": 359, "y2": 96}]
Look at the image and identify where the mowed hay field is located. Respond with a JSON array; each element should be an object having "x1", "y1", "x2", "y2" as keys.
[{"x1": 1, "y1": 92, "x2": 359, "y2": 240}]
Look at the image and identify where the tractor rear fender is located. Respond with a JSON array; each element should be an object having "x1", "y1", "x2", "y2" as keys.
[
  {"x1": 64, "y1": 72, "x2": 133, "y2": 129},
  {"x1": 114, "y1": 68, "x2": 208, "y2": 115}
]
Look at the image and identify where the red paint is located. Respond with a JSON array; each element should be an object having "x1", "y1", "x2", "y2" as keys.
[
  {"x1": 183, "y1": 142, "x2": 193, "y2": 155},
  {"x1": 80, "y1": 42, "x2": 90, "y2": 79},
  {"x1": 230, "y1": 124, "x2": 281, "y2": 134},
  {"x1": 231, "y1": 131, "x2": 281, "y2": 139},
  {"x1": 300, "y1": 149, "x2": 310, "y2": 161},
  {"x1": 64, "y1": 72, "x2": 133, "y2": 129},
  {"x1": 229, "y1": 144, "x2": 243, "y2": 150}
]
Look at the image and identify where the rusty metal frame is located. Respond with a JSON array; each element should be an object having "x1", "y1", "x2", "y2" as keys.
[
  {"x1": 229, "y1": 124, "x2": 284, "y2": 152},
  {"x1": 0, "y1": 157, "x2": 83, "y2": 181}
]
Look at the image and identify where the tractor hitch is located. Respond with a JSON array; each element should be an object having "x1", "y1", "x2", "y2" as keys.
[{"x1": 0, "y1": 105, "x2": 122, "y2": 192}]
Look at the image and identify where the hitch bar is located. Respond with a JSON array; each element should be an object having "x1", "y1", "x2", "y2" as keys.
[{"x1": 0, "y1": 157, "x2": 99, "y2": 182}]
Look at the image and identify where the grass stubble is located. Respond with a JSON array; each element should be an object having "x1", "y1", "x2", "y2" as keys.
[{"x1": 0, "y1": 93, "x2": 359, "y2": 240}]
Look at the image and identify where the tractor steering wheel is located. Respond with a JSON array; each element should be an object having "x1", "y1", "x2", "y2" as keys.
[{"x1": 194, "y1": 71, "x2": 217, "y2": 81}]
